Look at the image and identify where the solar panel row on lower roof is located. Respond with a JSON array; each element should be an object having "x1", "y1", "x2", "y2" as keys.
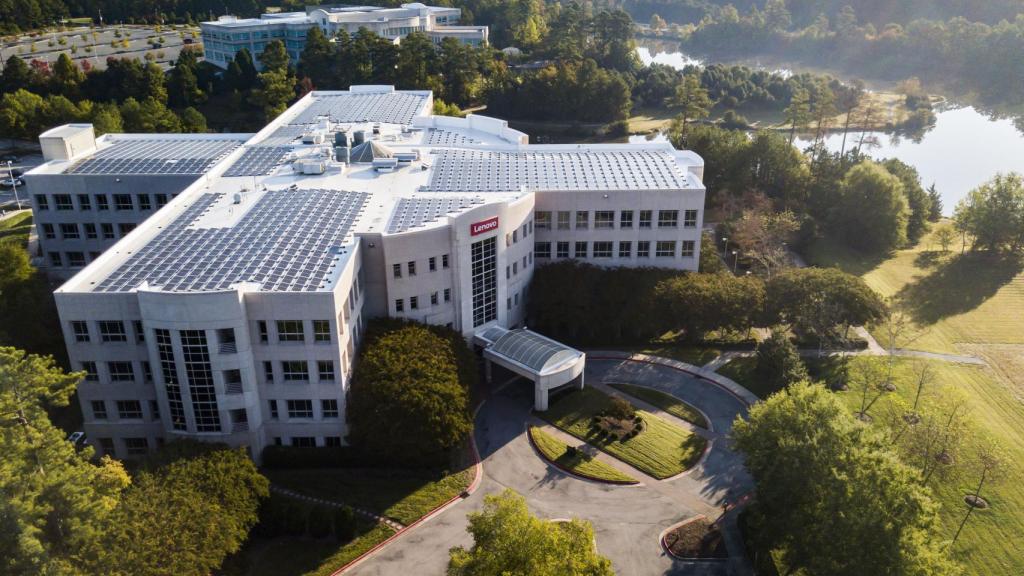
[
  {"x1": 386, "y1": 196, "x2": 484, "y2": 234},
  {"x1": 94, "y1": 189, "x2": 369, "y2": 293},
  {"x1": 67, "y1": 138, "x2": 242, "y2": 175},
  {"x1": 290, "y1": 92, "x2": 428, "y2": 126},
  {"x1": 422, "y1": 149, "x2": 690, "y2": 193},
  {"x1": 223, "y1": 146, "x2": 291, "y2": 177}
]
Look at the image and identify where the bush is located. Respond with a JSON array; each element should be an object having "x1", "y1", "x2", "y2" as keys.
[
  {"x1": 606, "y1": 397, "x2": 636, "y2": 421},
  {"x1": 606, "y1": 119, "x2": 629, "y2": 137},
  {"x1": 754, "y1": 330, "x2": 808, "y2": 395},
  {"x1": 334, "y1": 506, "x2": 358, "y2": 541},
  {"x1": 308, "y1": 505, "x2": 333, "y2": 539}
]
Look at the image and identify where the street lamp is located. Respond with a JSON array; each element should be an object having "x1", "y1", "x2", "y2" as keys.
[
  {"x1": 722, "y1": 236, "x2": 728, "y2": 256},
  {"x1": 731, "y1": 250, "x2": 739, "y2": 273},
  {"x1": 6, "y1": 160, "x2": 21, "y2": 210}
]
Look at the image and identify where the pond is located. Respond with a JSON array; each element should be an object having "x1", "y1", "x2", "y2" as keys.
[{"x1": 636, "y1": 43, "x2": 1024, "y2": 214}]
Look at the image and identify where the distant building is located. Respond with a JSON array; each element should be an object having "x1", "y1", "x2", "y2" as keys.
[
  {"x1": 29, "y1": 86, "x2": 705, "y2": 461},
  {"x1": 201, "y1": 3, "x2": 489, "y2": 68}
]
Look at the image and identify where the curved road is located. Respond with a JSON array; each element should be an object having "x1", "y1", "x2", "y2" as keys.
[{"x1": 347, "y1": 357, "x2": 753, "y2": 576}]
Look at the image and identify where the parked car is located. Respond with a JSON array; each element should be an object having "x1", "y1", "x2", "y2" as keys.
[
  {"x1": 1, "y1": 177, "x2": 25, "y2": 188},
  {"x1": 67, "y1": 431, "x2": 87, "y2": 448}
]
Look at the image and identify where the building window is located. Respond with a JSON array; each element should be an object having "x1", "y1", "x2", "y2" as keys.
[
  {"x1": 431, "y1": 292, "x2": 439, "y2": 305},
  {"x1": 574, "y1": 241, "x2": 588, "y2": 258},
  {"x1": 410, "y1": 296, "x2": 419, "y2": 310},
  {"x1": 535, "y1": 241, "x2": 551, "y2": 258},
  {"x1": 215, "y1": 328, "x2": 236, "y2": 353},
  {"x1": 442, "y1": 254, "x2": 450, "y2": 269},
  {"x1": 313, "y1": 320, "x2": 331, "y2": 342},
  {"x1": 639, "y1": 210, "x2": 652, "y2": 228},
  {"x1": 114, "y1": 194, "x2": 133, "y2": 211},
  {"x1": 556, "y1": 241, "x2": 570, "y2": 258},
  {"x1": 282, "y1": 361, "x2": 309, "y2": 382},
  {"x1": 72, "y1": 321, "x2": 90, "y2": 342},
  {"x1": 91, "y1": 400, "x2": 107, "y2": 420},
  {"x1": 34, "y1": 194, "x2": 48, "y2": 210},
  {"x1": 637, "y1": 241, "x2": 651, "y2": 258},
  {"x1": 84, "y1": 223, "x2": 97, "y2": 239},
  {"x1": 575, "y1": 211, "x2": 589, "y2": 229},
  {"x1": 96, "y1": 194, "x2": 109, "y2": 211},
  {"x1": 276, "y1": 320, "x2": 305, "y2": 342},
  {"x1": 269, "y1": 399, "x2": 279, "y2": 419},
  {"x1": 535, "y1": 211, "x2": 551, "y2": 229},
  {"x1": 512, "y1": 229, "x2": 518, "y2": 244},
  {"x1": 48, "y1": 252, "x2": 62, "y2": 267},
  {"x1": 125, "y1": 437, "x2": 149, "y2": 456},
  {"x1": 98, "y1": 321, "x2": 127, "y2": 342},
  {"x1": 60, "y1": 223, "x2": 79, "y2": 239},
  {"x1": 107, "y1": 361, "x2": 134, "y2": 382},
  {"x1": 681, "y1": 240, "x2": 696, "y2": 257},
  {"x1": 287, "y1": 399, "x2": 314, "y2": 419},
  {"x1": 117, "y1": 400, "x2": 143, "y2": 419},
  {"x1": 98, "y1": 437, "x2": 115, "y2": 456},
  {"x1": 321, "y1": 399, "x2": 339, "y2": 418},
  {"x1": 618, "y1": 241, "x2": 632, "y2": 258},
  {"x1": 429, "y1": 256, "x2": 436, "y2": 271},
  {"x1": 149, "y1": 400, "x2": 160, "y2": 420},
  {"x1": 324, "y1": 436, "x2": 342, "y2": 447},
  {"x1": 76, "y1": 193, "x2": 92, "y2": 210},
  {"x1": 258, "y1": 321, "x2": 268, "y2": 343},
  {"x1": 138, "y1": 194, "x2": 152, "y2": 210},
  {"x1": 264, "y1": 361, "x2": 274, "y2": 383},
  {"x1": 318, "y1": 360, "x2": 335, "y2": 382},
  {"x1": 593, "y1": 241, "x2": 613, "y2": 258},
  {"x1": 101, "y1": 223, "x2": 114, "y2": 239},
  {"x1": 512, "y1": 262, "x2": 518, "y2": 275},
  {"x1": 42, "y1": 223, "x2": 55, "y2": 239},
  {"x1": 407, "y1": 261, "x2": 416, "y2": 276},
  {"x1": 684, "y1": 209, "x2": 698, "y2": 228},
  {"x1": 619, "y1": 210, "x2": 634, "y2": 229},
  {"x1": 180, "y1": 329, "x2": 221, "y2": 432},
  {"x1": 291, "y1": 436, "x2": 316, "y2": 447},
  {"x1": 55, "y1": 194, "x2": 73, "y2": 210},
  {"x1": 557, "y1": 211, "x2": 571, "y2": 230},
  {"x1": 155, "y1": 193, "x2": 168, "y2": 207},
  {"x1": 66, "y1": 252, "x2": 86, "y2": 268},
  {"x1": 594, "y1": 211, "x2": 614, "y2": 229},
  {"x1": 392, "y1": 263, "x2": 402, "y2": 278},
  {"x1": 118, "y1": 223, "x2": 135, "y2": 235},
  {"x1": 471, "y1": 236, "x2": 497, "y2": 327},
  {"x1": 656, "y1": 241, "x2": 677, "y2": 257},
  {"x1": 395, "y1": 298, "x2": 404, "y2": 313},
  {"x1": 155, "y1": 329, "x2": 187, "y2": 431},
  {"x1": 224, "y1": 369, "x2": 243, "y2": 394},
  {"x1": 133, "y1": 320, "x2": 145, "y2": 343},
  {"x1": 658, "y1": 210, "x2": 679, "y2": 228},
  {"x1": 142, "y1": 361, "x2": 152, "y2": 382},
  {"x1": 82, "y1": 361, "x2": 98, "y2": 381}
]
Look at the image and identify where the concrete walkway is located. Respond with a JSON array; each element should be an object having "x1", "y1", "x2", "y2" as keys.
[{"x1": 346, "y1": 354, "x2": 758, "y2": 576}]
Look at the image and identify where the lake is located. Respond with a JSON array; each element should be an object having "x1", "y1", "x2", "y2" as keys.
[{"x1": 636, "y1": 44, "x2": 1024, "y2": 214}]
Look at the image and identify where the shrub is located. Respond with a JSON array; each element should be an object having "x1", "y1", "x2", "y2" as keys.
[
  {"x1": 308, "y1": 505, "x2": 333, "y2": 539},
  {"x1": 334, "y1": 506, "x2": 358, "y2": 541},
  {"x1": 754, "y1": 330, "x2": 808, "y2": 395},
  {"x1": 606, "y1": 397, "x2": 636, "y2": 421}
]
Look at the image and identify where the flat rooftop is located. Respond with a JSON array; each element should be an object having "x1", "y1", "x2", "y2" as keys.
[{"x1": 56, "y1": 87, "x2": 704, "y2": 295}]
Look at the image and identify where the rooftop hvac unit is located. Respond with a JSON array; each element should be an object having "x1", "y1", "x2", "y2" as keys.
[
  {"x1": 335, "y1": 131, "x2": 349, "y2": 147},
  {"x1": 301, "y1": 132, "x2": 325, "y2": 145},
  {"x1": 295, "y1": 160, "x2": 326, "y2": 175},
  {"x1": 353, "y1": 130, "x2": 366, "y2": 145},
  {"x1": 335, "y1": 146, "x2": 350, "y2": 164},
  {"x1": 373, "y1": 157, "x2": 399, "y2": 172},
  {"x1": 394, "y1": 151, "x2": 419, "y2": 163}
]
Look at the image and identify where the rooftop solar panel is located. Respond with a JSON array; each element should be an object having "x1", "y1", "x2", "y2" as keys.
[
  {"x1": 290, "y1": 92, "x2": 428, "y2": 126},
  {"x1": 386, "y1": 196, "x2": 484, "y2": 234},
  {"x1": 94, "y1": 189, "x2": 369, "y2": 293},
  {"x1": 223, "y1": 146, "x2": 291, "y2": 177},
  {"x1": 421, "y1": 149, "x2": 690, "y2": 193},
  {"x1": 66, "y1": 137, "x2": 243, "y2": 175}
]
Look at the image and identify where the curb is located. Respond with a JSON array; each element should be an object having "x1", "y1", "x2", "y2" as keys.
[
  {"x1": 659, "y1": 514, "x2": 729, "y2": 563},
  {"x1": 525, "y1": 425, "x2": 641, "y2": 486}
]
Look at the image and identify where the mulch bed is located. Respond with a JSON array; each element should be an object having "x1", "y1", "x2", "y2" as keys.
[{"x1": 663, "y1": 516, "x2": 729, "y2": 559}]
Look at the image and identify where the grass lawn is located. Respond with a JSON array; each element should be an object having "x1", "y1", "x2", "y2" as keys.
[
  {"x1": 609, "y1": 383, "x2": 709, "y2": 429},
  {"x1": 264, "y1": 465, "x2": 474, "y2": 526},
  {"x1": 539, "y1": 387, "x2": 706, "y2": 479},
  {"x1": 829, "y1": 357, "x2": 1024, "y2": 576},
  {"x1": 715, "y1": 357, "x2": 782, "y2": 400},
  {"x1": 0, "y1": 211, "x2": 32, "y2": 245},
  {"x1": 224, "y1": 521, "x2": 394, "y2": 576},
  {"x1": 528, "y1": 426, "x2": 638, "y2": 484}
]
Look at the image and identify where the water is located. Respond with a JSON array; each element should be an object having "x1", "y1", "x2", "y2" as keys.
[{"x1": 634, "y1": 43, "x2": 1024, "y2": 214}]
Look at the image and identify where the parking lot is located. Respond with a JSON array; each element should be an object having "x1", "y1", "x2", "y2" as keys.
[
  {"x1": 0, "y1": 152, "x2": 43, "y2": 209},
  {"x1": 1, "y1": 24, "x2": 200, "y2": 70}
]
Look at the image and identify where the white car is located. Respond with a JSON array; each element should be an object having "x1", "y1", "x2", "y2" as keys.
[
  {"x1": 67, "y1": 431, "x2": 87, "y2": 447},
  {"x1": 1, "y1": 177, "x2": 24, "y2": 188}
]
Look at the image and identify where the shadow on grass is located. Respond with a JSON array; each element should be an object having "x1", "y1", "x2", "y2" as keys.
[
  {"x1": 802, "y1": 237, "x2": 891, "y2": 277},
  {"x1": 913, "y1": 250, "x2": 945, "y2": 269},
  {"x1": 897, "y1": 252, "x2": 1024, "y2": 324}
]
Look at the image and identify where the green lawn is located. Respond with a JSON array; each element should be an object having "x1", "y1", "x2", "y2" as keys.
[
  {"x1": 609, "y1": 383, "x2": 709, "y2": 429},
  {"x1": 224, "y1": 521, "x2": 395, "y2": 576},
  {"x1": 264, "y1": 465, "x2": 474, "y2": 526},
  {"x1": 0, "y1": 211, "x2": 32, "y2": 246},
  {"x1": 539, "y1": 387, "x2": 706, "y2": 479},
  {"x1": 715, "y1": 357, "x2": 784, "y2": 400},
  {"x1": 528, "y1": 426, "x2": 638, "y2": 484}
]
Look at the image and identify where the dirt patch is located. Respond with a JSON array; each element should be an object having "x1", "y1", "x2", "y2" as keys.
[{"x1": 663, "y1": 516, "x2": 728, "y2": 560}]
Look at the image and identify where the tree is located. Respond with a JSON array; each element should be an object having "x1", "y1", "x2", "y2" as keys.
[
  {"x1": 809, "y1": 79, "x2": 837, "y2": 148},
  {"x1": 167, "y1": 50, "x2": 205, "y2": 109},
  {"x1": 699, "y1": 231, "x2": 726, "y2": 273},
  {"x1": 934, "y1": 224, "x2": 955, "y2": 252},
  {"x1": 0, "y1": 347, "x2": 130, "y2": 575},
  {"x1": 766, "y1": 267, "x2": 887, "y2": 344},
  {"x1": 830, "y1": 161, "x2": 910, "y2": 254},
  {"x1": 952, "y1": 436, "x2": 1008, "y2": 545},
  {"x1": 298, "y1": 26, "x2": 335, "y2": 89},
  {"x1": 0, "y1": 242, "x2": 32, "y2": 294},
  {"x1": 883, "y1": 159, "x2": 931, "y2": 243},
  {"x1": 835, "y1": 79, "x2": 865, "y2": 156},
  {"x1": 225, "y1": 49, "x2": 258, "y2": 92},
  {"x1": 654, "y1": 272, "x2": 765, "y2": 341},
  {"x1": 249, "y1": 68, "x2": 295, "y2": 122},
  {"x1": 347, "y1": 321, "x2": 474, "y2": 464},
  {"x1": 258, "y1": 39, "x2": 290, "y2": 73},
  {"x1": 395, "y1": 31, "x2": 436, "y2": 90},
  {"x1": 178, "y1": 107, "x2": 207, "y2": 132},
  {"x1": 731, "y1": 204, "x2": 799, "y2": 278},
  {"x1": 0, "y1": 89, "x2": 45, "y2": 140},
  {"x1": 783, "y1": 87, "x2": 811, "y2": 144},
  {"x1": 666, "y1": 73, "x2": 712, "y2": 136},
  {"x1": 733, "y1": 382, "x2": 957, "y2": 576},
  {"x1": 120, "y1": 97, "x2": 181, "y2": 133},
  {"x1": 1, "y1": 55, "x2": 34, "y2": 94},
  {"x1": 953, "y1": 173, "x2": 1024, "y2": 251},
  {"x1": 448, "y1": 489, "x2": 614, "y2": 576},
  {"x1": 851, "y1": 358, "x2": 889, "y2": 420},
  {"x1": 52, "y1": 52, "x2": 84, "y2": 98},
  {"x1": 926, "y1": 184, "x2": 943, "y2": 221},
  {"x1": 754, "y1": 330, "x2": 808, "y2": 394}
]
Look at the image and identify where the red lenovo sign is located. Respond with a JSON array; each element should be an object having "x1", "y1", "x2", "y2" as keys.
[{"x1": 470, "y1": 216, "x2": 499, "y2": 236}]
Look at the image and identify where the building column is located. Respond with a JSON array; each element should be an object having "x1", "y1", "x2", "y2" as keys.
[
  {"x1": 484, "y1": 358, "x2": 492, "y2": 383},
  {"x1": 577, "y1": 371, "x2": 585, "y2": 390},
  {"x1": 534, "y1": 382, "x2": 548, "y2": 412}
]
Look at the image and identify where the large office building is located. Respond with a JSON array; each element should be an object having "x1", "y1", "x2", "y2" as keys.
[
  {"x1": 201, "y1": 3, "x2": 488, "y2": 68},
  {"x1": 30, "y1": 86, "x2": 705, "y2": 461}
]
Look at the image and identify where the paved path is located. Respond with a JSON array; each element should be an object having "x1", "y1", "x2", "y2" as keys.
[{"x1": 347, "y1": 355, "x2": 756, "y2": 576}]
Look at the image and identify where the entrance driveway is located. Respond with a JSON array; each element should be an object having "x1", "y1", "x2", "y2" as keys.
[{"x1": 347, "y1": 357, "x2": 754, "y2": 576}]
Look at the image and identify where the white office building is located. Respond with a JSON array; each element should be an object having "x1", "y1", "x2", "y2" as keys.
[
  {"x1": 201, "y1": 3, "x2": 488, "y2": 68},
  {"x1": 33, "y1": 86, "x2": 705, "y2": 460}
]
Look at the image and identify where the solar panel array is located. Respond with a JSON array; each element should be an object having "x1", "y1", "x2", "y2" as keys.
[
  {"x1": 289, "y1": 92, "x2": 429, "y2": 126},
  {"x1": 260, "y1": 125, "x2": 306, "y2": 146},
  {"x1": 223, "y1": 146, "x2": 291, "y2": 177},
  {"x1": 424, "y1": 129, "x2": 479, "y2": 146},
  {"x1": 386, "y1": 196, "x2": 484, "y2": 234},
  {"x1": 67, "y1": 138, "x2": 242, "y2": 175},
  {"x1": 95, "y1": 189, "x2": 369, "y2": 293},
  {"x1": 422, "y1": 149, "x2": 690, "y2": 193}
]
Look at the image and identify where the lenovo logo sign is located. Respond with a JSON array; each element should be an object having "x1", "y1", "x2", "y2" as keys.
[{"x1": 470, "y1": 216, "x2": 499, "y2": 236}]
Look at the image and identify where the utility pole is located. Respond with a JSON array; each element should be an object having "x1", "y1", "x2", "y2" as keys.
[{"x1": 7, "y1": 161, "x2": 21, "y2": 209}]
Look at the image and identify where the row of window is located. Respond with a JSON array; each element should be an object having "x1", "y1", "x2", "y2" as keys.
[
  {"x1": 73, "y1": 319, "x2": 341, "y2": 347},
  {"x1": 271, "y1": 436, "x2": 343, "y2": 448},
  {"x1": 267, "y1": 398, "x2": 339, "y2": 420},
  {"x1": 90, "y1": 398, "x2": 160, "y2": 421},
  {"x1": 94, "y1": 436, "x2": 161, "y2": 458},
  {"x1": 42, "y1": 222, "x2": 136, "y2": 242},
  {"x1": 392, "y1": 253, "x2": 450, "y2": 279},
  {"x1": 535, "y1": 240, "x2": 696, "y2": 259},
  {"x1": 534, "y1": 209, "x2": 698, "y2": 231},
  {"x1": 506, "y1": 220, "x2": 534, "y2": 247},
  {"x1": 80, "y1": 360, "x2": 151, "y2": 383},
  {"x1": 49, "y1": 250, "x2": 101, "y2": 268},
  {"x1": 35, "y1": 192, "x2": 171, "y2": 212},
  {"x1": 72, "y1": 320, "x2": 146, "y2": 343},
  {"x1": 264, "y1": 359, "x2": 340, "y2": 384},
  {"x1": 395, "y1": 288, "x2": 452, "y2": 313},
  {"x1": 505, "y1": 251, "x2": 534, "y2": 280},
  {"x1": 257, "y1": 319, "x2": 335, "y2": 344},
  {"x1": 80, "y1": 358, "x2": 342, "y2": 386}
]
